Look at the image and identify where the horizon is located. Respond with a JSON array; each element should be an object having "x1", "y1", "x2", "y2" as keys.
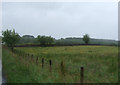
[
  {"x1": 0, "y1": 32, "x2": 118, "y2": 41},
  {"x1": 2, "y1": 2, "x2": 118, "y2": 40},
  {"x1": 7, "y1": 33, "x2": 118, "y2": 41}
]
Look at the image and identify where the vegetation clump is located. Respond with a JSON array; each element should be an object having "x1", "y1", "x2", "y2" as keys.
[
  {"x1": 83, "y1": 34, "x2": 90, "y2": 44},
  {"x1": 2, "y1": 29, "x2": 20, "y2": 50}
]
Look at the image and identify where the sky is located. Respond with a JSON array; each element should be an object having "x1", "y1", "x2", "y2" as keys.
[{"x1": 2, "y1": 2, "x2": 118, "y2": 40}]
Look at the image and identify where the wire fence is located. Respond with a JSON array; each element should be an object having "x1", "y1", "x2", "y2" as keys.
[{"x1": 13, "y1": 49, "x2": 84, "y2": 83}]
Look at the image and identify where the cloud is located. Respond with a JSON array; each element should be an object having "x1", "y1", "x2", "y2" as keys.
[{"x1": 2, "y1": 2, "x2": 118, "y2": 40}]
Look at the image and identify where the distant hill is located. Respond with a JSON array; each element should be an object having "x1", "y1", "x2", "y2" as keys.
[
  {"x1": 55, "y1": 38, "x2": 118, "y2": 46},
  {"x1": 22, "y1": 35, "x2": 34, "y2": 39},
  {"x1": 18, "y1": 35, "x2": 37, "y2": 44},
  {"x1": 17, "y1": 35, "x2": 118, "y2": 46}
]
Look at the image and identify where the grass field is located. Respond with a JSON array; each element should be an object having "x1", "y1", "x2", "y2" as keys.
[{"x1": 2, "y1": 46, "x2": 118, "y2": 83}]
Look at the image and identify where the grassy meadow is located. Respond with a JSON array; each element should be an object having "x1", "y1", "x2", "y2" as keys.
[{"x1": 2, "y1": 46, "x2": 118, "y2": 83}]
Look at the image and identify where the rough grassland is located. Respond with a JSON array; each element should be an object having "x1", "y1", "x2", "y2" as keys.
[{"x1": 2, "y1": 46, "x2": 118, "y2": 83}]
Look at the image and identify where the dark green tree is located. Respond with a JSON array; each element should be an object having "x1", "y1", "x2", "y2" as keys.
[
  {"x1": 37, "y1": 35, "x2": 54, "y2": 46},
  {"x1": 46, "y1": 36, "x2": 55, "y2": 45},
  {"x1": 82, "y1": 34, "x2": 90, "y2": 44},
  {"x1": 2, "y1": 29, "x2": 20, "y2": 50},
  {"x1": 37, "y1": 35, "x2": 46, "y2": 45}
]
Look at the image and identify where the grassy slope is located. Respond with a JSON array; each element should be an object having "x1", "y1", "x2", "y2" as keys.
[
  {"x1": 2, "y1": 48, "x2": 41, "y2": 83},
  {"x1": 3, "y1": 46, "x2": 118, "y2": 83}
]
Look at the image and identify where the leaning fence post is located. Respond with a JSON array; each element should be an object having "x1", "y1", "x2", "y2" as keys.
[
  {"x1": 31, "y1": 55, "x2": 32, "y2": 61},
  {"x1": 36, "y1": 56, "x2": 38, "y2": 65},
  {"x1": 42, "y1": 58, "x2": 44, "y2": 68},
  {"x1": 80, "y1": 67, "x2": 84, "y2": 84},
  {"x1": 31, "y1": 54, "x2": 34, "y2": 62},
  {"x1": 49, "y1": 60, "x2": 52, "y2": 72},
  {"x1": 25, "y1": 54, "x2": 26, "y2": 59},
  {"x1": 61, "y1": 61, "x2": 65, "y2": 76}
]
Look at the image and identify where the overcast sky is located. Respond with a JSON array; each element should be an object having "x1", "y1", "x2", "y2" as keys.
[{"x1": 2, "y1": 2, "x2": 118, "y2": 40}]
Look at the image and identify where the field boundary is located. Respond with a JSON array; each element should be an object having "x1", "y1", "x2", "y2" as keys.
[
  {"x1": 13, "y1": 50, "x2": 85, "y2": 83},
  {"x1": 13, "y1": 44, "x2": 117, "y2": 47}
]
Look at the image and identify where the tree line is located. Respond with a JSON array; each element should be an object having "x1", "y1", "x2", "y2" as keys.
[{"x1": 2, "y1": 29, "x2": 90, "y2": 50}]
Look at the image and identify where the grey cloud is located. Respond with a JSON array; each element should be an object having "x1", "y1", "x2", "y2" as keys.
[{"x1": 2, "y1": 2, "x2": 118, "y2": 40}]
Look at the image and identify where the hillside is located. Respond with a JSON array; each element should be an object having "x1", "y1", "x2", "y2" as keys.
[
  {"x1": 18, "y1": 35, "x2": 37, "y2": 44},
  {"x1": 16, "y1": 35, "x2": 118, "y2": 46},
  {"x1": 55, "y1": 38, "x2": 118, "y2": 46}
]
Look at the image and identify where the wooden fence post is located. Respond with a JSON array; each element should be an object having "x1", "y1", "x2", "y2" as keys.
[
  {"x1": 31, "y1": 54, "x2": 33, "y2": 61},
  {"x1": 36, "y1": 56, "x2": 38, "y2": 65},
  {"x1": 42, "y1": 58, "x2": 44, "y2": 68},
  {"x1": 49, "y1": 60, "x2": 52, "y2": 72},
  {"x1": 27, "y1": 54, "x2": 29, "y2": 61},
  {"x1": 25, "y1": 54, "x2": 27, "y2": 60},
  {"x1": 80, "y1": 67, "x2": 84, "y2": 84},
  {"x1": 61, "y1": 61, "x2": 65, "y2": 76}
]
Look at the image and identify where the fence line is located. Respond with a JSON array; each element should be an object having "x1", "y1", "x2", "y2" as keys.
[{"x1": 13, "y1": 50, "x2": 85, "y2": 83}]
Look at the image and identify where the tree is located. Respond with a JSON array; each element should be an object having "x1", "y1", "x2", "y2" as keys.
[
  {"x1": 2, "y1": 29, "x2": 20, "y2": 50},
  {"x1": 37, "y1": 35, "x2": 54, "y2": 46},
  {"x1": 82, "y1": 34, "x2": 90, "y2": 44},
  {"x1": 46, "y1": 36, "x2": 55, "y2": 45},
  {"x1": 37, "y1": 35, "x2": 46, "y2": 45}
]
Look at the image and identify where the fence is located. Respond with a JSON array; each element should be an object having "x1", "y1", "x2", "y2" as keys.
[{"x1": 13, "y1": 50, "x2": 84, "y2": 83}]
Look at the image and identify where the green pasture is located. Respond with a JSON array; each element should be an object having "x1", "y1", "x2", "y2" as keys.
[{"x1": 2, "y1": 46, "x2": 118, "y2": 83}]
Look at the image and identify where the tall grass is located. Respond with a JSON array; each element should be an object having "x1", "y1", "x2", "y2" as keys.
[{"x1": 2, "y1": 46, "x2": 118, "y2": 83}]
